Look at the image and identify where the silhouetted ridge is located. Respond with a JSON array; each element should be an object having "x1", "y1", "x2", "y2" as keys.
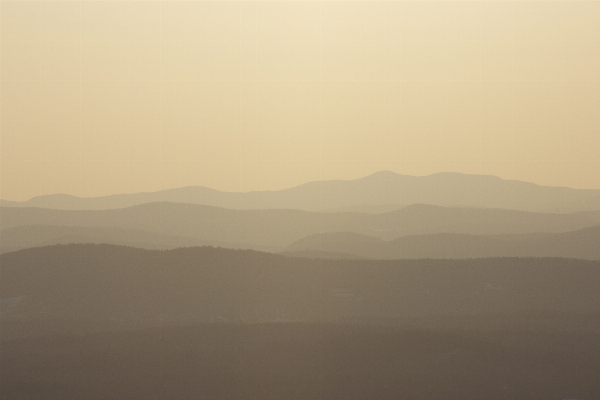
[
  {"x1": 0, "y1": 224, "x2": 249, "y2": 254},
  {"x1": 2, "y1": 244, "x2": 600, "y2": 328},
  {"x1": 3, "y1": 204, "x2": 600, "y2": 252},
  {"x1": 2, "y1": 171, "x2": 600, "y2": 212},
  {"x1": 286, "y1": 226, "x2": 600, "y2": 260}
]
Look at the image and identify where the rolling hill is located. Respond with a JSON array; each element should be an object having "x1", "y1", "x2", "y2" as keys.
[
  {"x1": 2, "y1": 203, "x2": 600, "y2": 251},
  {"x1": 284, "y1": 226, "x2": 600, "y2": 260},
  {"x1": 0, "y1": 225, "x2": 252, "y2": 254},
  {"x1": 2, "y1": 244, "x2": 600, "y2": 328}
]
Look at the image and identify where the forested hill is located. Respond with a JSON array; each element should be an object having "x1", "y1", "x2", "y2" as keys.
[{"x1": 2, "y1": 244, "x2": 600, "y2": 329}]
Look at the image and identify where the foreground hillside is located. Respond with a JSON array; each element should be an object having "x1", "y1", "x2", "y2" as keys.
[
  {"x1": 2, "y1": 244, "x2": 600, "y2": 335},
  {"x1": 3, "y1": 245, "x2": 600, "y2": 399},
  {"x1": 3, "y1": 322, "x2": 600, "y2": 400}
]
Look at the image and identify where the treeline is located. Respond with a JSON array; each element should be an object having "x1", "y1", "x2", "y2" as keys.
[{"x1": 2, "y1": 244, "x2": 600, "y2": 329}]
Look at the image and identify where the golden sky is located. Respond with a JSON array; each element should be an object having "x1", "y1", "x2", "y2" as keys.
[{"x1": 1, "y1": 1, "x2": 599, "y2": 200}]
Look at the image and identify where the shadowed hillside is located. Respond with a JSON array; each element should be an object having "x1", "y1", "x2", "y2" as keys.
[
  {"x1": 2, "y1": 245, "x2": 600, "y2": 399},
  {"x1": 3, "y1": 323, "x2": 600, "y2": 400},
  {"x1": 285, "y1": 226, "x2": 600, "y2": 260},
  {"x1": 2, "y1": 244, "x2": 600, "y2": 335},
  {"x1": 2, "y1": 203, "x2": 600, "y2": 250},
  {"x1": 3, "y1": 171, "x2": 600, "y2": 213}
]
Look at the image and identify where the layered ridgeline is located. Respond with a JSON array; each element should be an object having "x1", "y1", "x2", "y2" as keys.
[
  {"x1": 2, "y1": 203, "x2": 600, "y2": 253},
  {"x1": 0, "y1": 225, "x2": 252, "y2": 255},
  {"x1": 2, "y1": 244, "x2": 600, "y2": 330},
  {"x1": 2, "y1": 171, "x2": 600, "y2": 213},
  {"x1": 284, "y1": 226, "x2": 600, "y2": 260}
]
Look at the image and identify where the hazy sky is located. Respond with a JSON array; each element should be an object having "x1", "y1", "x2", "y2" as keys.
[{"x1": 2, "y1": 1, "x2": 599, "y2": 200}]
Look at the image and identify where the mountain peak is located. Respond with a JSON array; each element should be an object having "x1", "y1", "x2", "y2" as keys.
[{"x1": 366, "y1": 170, "x2": 401, "y2": 178}]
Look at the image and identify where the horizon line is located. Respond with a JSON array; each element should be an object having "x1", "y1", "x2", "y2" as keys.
[{"x1": 2, "y1": 170, "x2": 599, "y2": 203}]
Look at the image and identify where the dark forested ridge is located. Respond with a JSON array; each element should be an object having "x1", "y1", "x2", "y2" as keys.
[
  {"x1": 3, "y1": 244, "x2": 600, "y2": 400},
  {"x1": 2, "y1": 244, "x2": 600, "y2": 333}
]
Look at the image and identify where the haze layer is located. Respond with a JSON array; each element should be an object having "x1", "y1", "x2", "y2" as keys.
[{"x1": 2, "y1": 1, "x2": 600, "y2": 200}]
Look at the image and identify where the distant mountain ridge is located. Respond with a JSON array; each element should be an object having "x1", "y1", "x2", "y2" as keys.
[
  {"x1": 284, "y1": 226, "x2": 600, "y2": 260},
  {"x1": 2, "y1": 171, "x2": 600, "y2": 213},
  {"x1": 2, "y1": 203, "x2": 600, "y2": 250},
  {"x1": 0, "y1": 225, "x2": 254, "y2": 254}
]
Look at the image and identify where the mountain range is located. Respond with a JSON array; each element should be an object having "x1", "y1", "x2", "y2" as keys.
[
  {"x1": 3, "y1": 203, "x2": 600, "y2": 252},
  {"x1": 3, "y1": 171, "x2": 600, "y2": 213},
  {"x1": 284, "y1": 226, "x2": 600, "y2": 260},
  {"x1": 0, "y1": 225, "x2": 243, "y2": 254},
  {"x1": 3, "y1": 244, "x2": 600, "y2": 327}
]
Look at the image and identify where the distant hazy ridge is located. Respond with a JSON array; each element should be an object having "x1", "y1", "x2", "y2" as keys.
[
  {"x1": 285, "y1": 226, "x2": 600, "y2": 260},
  {"x1": 3, "y1": 203, "x2": 600, "y2": 251},
  {"x1": 3, "y1": 172, "x2": 600, "y2": 213}
]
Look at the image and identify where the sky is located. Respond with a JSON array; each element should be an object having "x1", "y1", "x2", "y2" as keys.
[{"x1": 1, "y1": 1, "x2": 599, "y2": 201}]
